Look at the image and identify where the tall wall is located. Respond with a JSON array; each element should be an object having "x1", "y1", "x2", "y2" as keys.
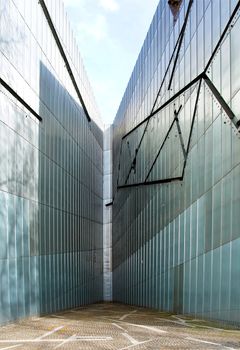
[
  {"x1": 112, "y1": 0, "x2": 240, "y2": 324},
  {"x1": 103, "y1": 125, "x2": 113, "y2": 301},
  {"x1": 0, "y1": 0, "x2": 103, "y2": 324}
]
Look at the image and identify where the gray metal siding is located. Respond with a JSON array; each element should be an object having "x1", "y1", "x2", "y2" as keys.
[
  {"x1": 112, "y1": 0, "x2": 240, "y2": 324},
  {"x1": 0, "y1": 0, "x2": 103, "y2": 324}
]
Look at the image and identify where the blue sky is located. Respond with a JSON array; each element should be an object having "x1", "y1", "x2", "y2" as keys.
[{"x1": 64, "y1": 0, "x2": 159, "y2": 124}]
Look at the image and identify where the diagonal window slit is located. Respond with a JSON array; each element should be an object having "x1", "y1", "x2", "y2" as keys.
[
  {"x1": 118, "y1": 0, "x2": 194, "y2": 188},
  {"x1": 203, "y1": 74, "x2": 240, "y2": 131},
  {"x1": 116, "y1": 0, "x2": 240, "y2": 191},
  {"x1": 118, "y1": 81, "x2": 202, "y2": 189},
  {"x1": 167, "y1": 0, "x2": 193, "y2": 91}
]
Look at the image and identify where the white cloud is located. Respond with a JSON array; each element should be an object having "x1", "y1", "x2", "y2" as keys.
[
  {"x1": 63, "y1": 0, "x2": 85, "y2": 6},
  {"x1": 99, "y1": 0, "x2": 119, "y2": 12},
  {"x1": 77, "y1": 14, "x2": 108, "y2": 41}
]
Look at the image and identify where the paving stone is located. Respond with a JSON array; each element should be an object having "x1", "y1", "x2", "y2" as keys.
[{"x1": 0, "y1": 303, "x2": 239, "y2": 349}]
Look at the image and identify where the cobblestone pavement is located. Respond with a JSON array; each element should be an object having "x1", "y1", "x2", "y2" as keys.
[{"x1": 0, "y1": 303, "x2": 240, "y2": 349}]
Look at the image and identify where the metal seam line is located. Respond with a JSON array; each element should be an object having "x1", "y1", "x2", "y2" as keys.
[
  {"x1": 38, "y1": 0, "x2": 91, "y2": 123},
  {"x1": 0, "y1": 77, "x2": 42, "y2": 121}
]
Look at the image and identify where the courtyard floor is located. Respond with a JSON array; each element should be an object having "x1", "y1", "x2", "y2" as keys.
[{"x1": 0, "y1": 303, "x2": 240, "y2": 349}]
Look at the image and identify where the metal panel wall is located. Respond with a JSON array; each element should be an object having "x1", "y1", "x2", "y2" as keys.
[
  {"x1": 103, "y1": 125, "x2": 113, "y2": 301},
  {"x1": 0, "y1": 0, "x2": 103, "y2": 324},
  {"x1": 112, "y1": 0, "x2": 240, "y2": 324}
]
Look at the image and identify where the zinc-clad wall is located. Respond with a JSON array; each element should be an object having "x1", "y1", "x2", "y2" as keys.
[
  {"x1": 103, "y1": 125, "x2": 113, "y2": 301},
  {"x1": 112, "y1": 0, "x2": 240, "y2": 324},
  {"x1": 0, "y1": 0, "x2": 103, "y2": 324}
]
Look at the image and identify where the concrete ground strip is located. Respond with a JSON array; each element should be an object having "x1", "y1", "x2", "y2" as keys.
[{"x1": 0, "y1": 303, "x2": 239, "y2": 349}]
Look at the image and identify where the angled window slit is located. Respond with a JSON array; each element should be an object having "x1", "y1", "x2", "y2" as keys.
[
  {"x1": 0, "y1": 77, "x2": 42, "y2": 122},
  {"x1": 116, "y1": 141, "x2": 123, "y2": 187},
  {"x1": 181, "y1": 79, "x2": 202, "y2": 178},
  {"x1": 122, "y1": 73, "x2": 203, "y2": 140},
  {"x1": 203, "y1": 74, "x2": 240, "y2": 131},
  {"x1": 174, "y1": 109, "x2": 187, "y2": 160},
  {"x1": 105, "y1": 202, "x2": 113, "y2": 207},
  {"x1": 118, "y1": 177, "x2": 183, "y2": 189},
  {"x1": 205, "y1": 0, "x2": 240, "y2": 73},
  {"x1": 119, "y1": 0, "x2": 193, "y2": 187},
  {"x1": 168, "y1": 0, "x2": 193, "y2": 91},
  {"x1": 38, "y1": 0, "x2": 91, "y2": 123},
  {"x1": 117, "y1": 0, "x2": 240, "y2": 191},
  {"x1": 144, "y1": 105, "x2": 182, "y2": 183}
]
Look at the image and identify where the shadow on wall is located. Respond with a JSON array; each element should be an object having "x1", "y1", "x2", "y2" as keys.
[{"x1": 38, "y1": 62, "x2": 103, "y2": 315}]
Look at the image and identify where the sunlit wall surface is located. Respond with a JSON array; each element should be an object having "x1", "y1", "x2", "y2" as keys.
[
  {"x1": 103, "y1": 125, "x2": 113, "y2": 301},
  {"x1": 0, "y1": 0, "x2": 103, "y2": 324},
  {"x1": 113, "y1": 0, "x2": 240, "y2": 323}
]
